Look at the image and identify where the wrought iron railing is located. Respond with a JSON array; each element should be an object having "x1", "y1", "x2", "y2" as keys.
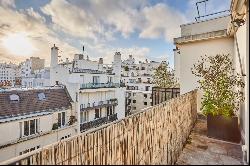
[
  {"x1": 80, "y1": 113, "x2": 118, "y2": 132},
  {"x1": 80, "y1": 83, "x2": 125, "y2": 89},
  {"x1": 80, "y1": 99, "x2": 118, "y2": 111}
]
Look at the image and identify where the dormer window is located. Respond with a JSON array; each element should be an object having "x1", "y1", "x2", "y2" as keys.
[
  {"x1": 38, "y1": 93, "x2": 46, "y2": 100},
  {"x1": 10, "y1": 94, "x2": 20, "y2": 102}
]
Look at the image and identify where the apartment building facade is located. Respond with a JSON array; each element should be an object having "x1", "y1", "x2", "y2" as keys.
[
  {"x1": 0, "y1": 63, "x2": 20, "y2": 87},
  {"x1": 50, "y1": 45, "x2": 126, "y2": 133},
  {"x1": 0, "y1": 87, "x2": 77, "y2": 162},
  {"x1": 121, "y1": 55, "x2": 161, "y2": 115}
]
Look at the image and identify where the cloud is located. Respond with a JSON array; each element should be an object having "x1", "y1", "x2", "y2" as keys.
[
  {"x1": 139, "y1": 3, "x2": 187, "y2": 42},
  {"x1": 0, "y1": 0, "x2": 16, "y2": 8},
  {"x1": 0, "y1": 3, "x2": 79, "y2": 66}
]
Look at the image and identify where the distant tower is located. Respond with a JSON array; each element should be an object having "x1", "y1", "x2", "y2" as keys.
[
  {"x1": 113, "y1": 52, "x2": 122, "y2": 83},
  {"x1": 50, "y1": 44, "x2": 58, "y2": 68}
]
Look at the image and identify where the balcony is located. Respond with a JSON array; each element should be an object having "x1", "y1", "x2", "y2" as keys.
[
  {"x1": 80, "y1": 99, "x2": 118, "y2": 111},
  {"x1": 0, "y1": 90, "x2": 244, "y2": 165},
  {"x1": 80, "y1": 113, "x2": 118, "y2": 132},
  {"x1": 80, "y1": 83, "x2": 125, "y2": 89}
]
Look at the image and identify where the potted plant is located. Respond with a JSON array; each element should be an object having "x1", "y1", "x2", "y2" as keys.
[{"x1": 191, "y1": 54, "x2": 244, "y2": 143}]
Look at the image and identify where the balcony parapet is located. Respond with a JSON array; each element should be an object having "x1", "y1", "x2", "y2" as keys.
[{"x1": 174, "y1": 29, "x2": 228, "y2": 44}]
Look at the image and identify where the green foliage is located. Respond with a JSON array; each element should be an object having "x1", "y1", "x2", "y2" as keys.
[
  {"x1": 52, "y1": 123, "x2": 58, "y2": 130},
  {"x1": 124, "y1": 66, "x2": 129, "y2": 71},
  {"x1": 153, "y1": 61, "x2": 178, "y2": 88},
  {"x1": 191, "y1": 54, "x2": 245, "y2": 117}
]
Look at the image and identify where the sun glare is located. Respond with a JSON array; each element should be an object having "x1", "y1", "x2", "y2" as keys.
[{"x1": 1, "y1": 33, "x2": 36, "y2": 56}]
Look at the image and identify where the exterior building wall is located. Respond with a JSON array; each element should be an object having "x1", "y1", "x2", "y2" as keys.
[
  {"x1": 178, "y1": 38, "x2": 234, "y2": 95},
  {"x1": 30, "y1": 57, "x2": 45, "y2": 73},
  {"x1": 174, "y1": 49, "x2": 180, "y2": 81},
  {"x1": 0, "y1": 107, "x2": 77, "y2": 162},
  {"x1": 126, "y1": 90, "x2": 152, "y2": 114},
  {"x1": 0, "y1": 125, "x2": 76, "y2": 162},
  {"x1": 181, "y1": 16, "x2": 230, "y2": 36},
  {"x1": 0, "y1": 63, "x2": 20, "y2": 86}
]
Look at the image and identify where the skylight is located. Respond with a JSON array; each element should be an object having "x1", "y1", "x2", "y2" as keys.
[
  {"x1": 38, "y1": 92, "x2": 46, "y2": 100},
  {"x1": 9, "y1": 94, "x2": 20, "y2": 102}
]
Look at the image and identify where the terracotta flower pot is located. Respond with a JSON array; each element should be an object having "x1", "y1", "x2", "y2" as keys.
[{"x1": 207, "y1": 114, "x2": 241, "y2": 143}]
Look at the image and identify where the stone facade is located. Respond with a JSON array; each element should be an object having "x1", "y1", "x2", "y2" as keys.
[{"x1": 0, "y1": 90, "x2": 197, "y2": 165}]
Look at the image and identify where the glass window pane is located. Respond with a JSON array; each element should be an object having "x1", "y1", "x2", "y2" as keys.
[
  {"x1": 30, "y1": 120, "x2": 35, "y2": 135},
  {"x1": 35, "y1": 119, "x2": 38, "y2": 133},
  {"x1": 95, "y1": 109, "x2": 99, "y2": 119},
  {"x1": 62, "y1": 112, "x2": 65, "y2": 126},
  {"x1": 24, "y1": 121, "x2": 29, "y2": 136},
  {"x1": 58, "y1": 113, "x2": 61, "y2": 127}
]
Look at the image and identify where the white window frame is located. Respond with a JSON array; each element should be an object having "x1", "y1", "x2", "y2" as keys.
[
  {"x1": 21, "y1": 119, "x2": 39, "y2": 137},
  {"x1": 80, "y1": 111, "x2": 89, "y2": 124},
  {"x1": 58, "y1": 112, "x2": 66, "y2": 128}
]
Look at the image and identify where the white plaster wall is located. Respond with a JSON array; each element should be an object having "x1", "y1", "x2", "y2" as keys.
[
  {"x1": 0, "y1": 125, "x2": 77, "y2": 162},
  {"x1": 115, "y1": 87, "x2": 126, "y2": 120},
  {"x1": 234, "y1": 15, "x2": 249, "y2": 163},
  {"x1": 178, "y1": 37, "x2": 234, "y2": 113},
  {"x1": 181, "y1": 16, "x2": 230, "y2": 36},
  {"x1": 179, "y1": 37, "x2": 234, "y2": 95}
]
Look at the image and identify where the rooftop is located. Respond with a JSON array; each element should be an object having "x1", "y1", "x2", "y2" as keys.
[
  {"x1": 176, "y1": 116, "x2": 243, "y2": 165},
  {"x1": 0, "y1": 87, "x2": 72, "y2": 120}
]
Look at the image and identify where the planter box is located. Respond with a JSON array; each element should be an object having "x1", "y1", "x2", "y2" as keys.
[{"x1": 207, "y1": 114, "x2": 241, "y2": 143}]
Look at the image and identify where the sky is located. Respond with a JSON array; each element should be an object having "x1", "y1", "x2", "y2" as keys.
[{"x1": 0, "y1": 0, "x2": 230, "y2": 67}]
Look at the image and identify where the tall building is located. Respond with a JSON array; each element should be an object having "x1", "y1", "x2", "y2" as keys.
[
  {"x1": 21, "y1": 57, "x2": 45, "y2": 78},
  {"x1": 120, "y1": 55, "x2": 162, "y2": 115},
  {"x1": 50, "y1": 45, "x2": 126, "y2": 133}
]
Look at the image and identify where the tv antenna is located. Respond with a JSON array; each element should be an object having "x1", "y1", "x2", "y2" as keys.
[{"x1": 196, "y1": 0, "x2": 209, "y2": 21}]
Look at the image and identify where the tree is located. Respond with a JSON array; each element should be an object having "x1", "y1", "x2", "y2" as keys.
[
  {"x1": 191, "y1": 54, "x2": 245, "y2": 117},
  {"x1": 153, "y1": 61, "x2": 178, "y2": 88}
]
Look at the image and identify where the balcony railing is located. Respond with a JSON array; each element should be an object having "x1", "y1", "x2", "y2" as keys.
[
  {"x1": 80, "y1": 113, "x2": 118, "y2": 132},
  {"x1": 80, "y1": 99, "x2": 118, "y2": 111},
  {"x1": 80, "y1": 83, "x2": 125, "y2": 89}
]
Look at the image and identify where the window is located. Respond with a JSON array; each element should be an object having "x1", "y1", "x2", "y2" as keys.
[
  {"x1": 95, "y1": 108, "x2": 102, "y2": 119},
  {"x1": 144, "y1": 94, "x2": 147, "y2": 98},
  {"x1": 23, "y1": 119, "x2": 38, "y2": 137},
  {"x1": 107, "y1": 76, "x2": 113, "y2": 83},
  {"x1": 93, "y1": 76, "x2": 100, "y2": 84},
  {"x1": 9, "y1": 94, "x2": 19, "y2": 102},
  {"x1": 58, "y1": 112, "x2": 66, "y2": 128},
  {"x1": 107, "y1": 106, "x2": 114, "y2": 116},
  {"x1": 133, "y1": 100, "x2": 136, "y2": 103},
  {"x1": 144, "y1": 102, "x2": 147, "y2": 106},
  {"x1": 80, "y1": 111, "x2": 89, "y2": 123},
  {"x1": 145, "y1": 86, "x2": 150, "y2": 91}
]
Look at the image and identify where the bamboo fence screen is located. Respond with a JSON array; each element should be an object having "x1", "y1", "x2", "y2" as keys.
[{"x1": 2, "y1": 90, "x2": 197, "y2": 165}]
